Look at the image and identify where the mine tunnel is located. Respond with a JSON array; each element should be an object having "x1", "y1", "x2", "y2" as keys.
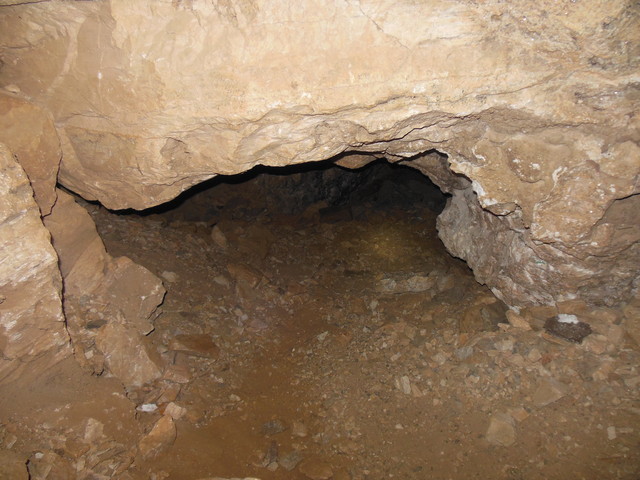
[{"x1": 1, "y1": 1, "x2": 639, "y2": 480}]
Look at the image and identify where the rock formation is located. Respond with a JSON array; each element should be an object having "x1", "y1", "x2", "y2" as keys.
[
  {"x1": 0, "y1": 143, "x2": 70, "y2": 383},
  {"x1": 44, "y1": 189, "x2": 166, "y2": 388},
  {"x1": 0, "y1": 0, "x2": 638, "y2": 308},
  {"x1": 0, "y1": 94, "x2": 165, "y2": 388}
]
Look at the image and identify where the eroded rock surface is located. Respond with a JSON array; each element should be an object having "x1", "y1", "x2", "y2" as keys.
[
  {"x1": 0, "y1": 144, "x2": 70, "y2": 384},
  {"x1": 43, "y1": 190, "x2": 166, "y2": 387},
  {"x1": 0, "y1": 0, "x2": 638, "y2": 306},
  {"x1": 0, "y1": 94, "x2": 60, "y2": 215}
]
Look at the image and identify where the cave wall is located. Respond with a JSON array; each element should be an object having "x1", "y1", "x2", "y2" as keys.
[
  {"x1": 0, "y1": 93, "x2": 165, "y2": 386},
  {"x1": 0, "y1": 0, "x2": 638, "y2": 309},
  {"x1": 0, "y1": 96, "x2": 71, "y2": 383}
]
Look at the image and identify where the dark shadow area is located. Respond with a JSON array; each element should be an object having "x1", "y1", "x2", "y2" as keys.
[{"x1": 107, "y1": 156, "x2": 450, "y2": 225}]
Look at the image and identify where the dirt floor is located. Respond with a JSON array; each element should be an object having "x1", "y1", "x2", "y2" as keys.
[{"x1": 1, "y1": 166, "x2": 639, "y2": 480}]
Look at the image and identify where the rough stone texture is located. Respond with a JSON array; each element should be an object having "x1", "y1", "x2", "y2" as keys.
[
  {"x1": 43, "y1": 189, "x2": 166, "y2": 385},
  {"x1": 486, "y1": 412, "x2": 516, "y2": 447},
  {"x1": 0, "y1": 94, "x2": 60, "y2": 215},
  {"x1": 0, "y1": 144, "x2": 70, "y2": 384},
  {"x1": 95, "y1": 322, "x2": 163, "y2": 389},
  {"x1": 0, "y1": 0, "x2": 638, "y2": 307},
  {"x1": 137, "y1": 415, "x2": 177, "y2": 460}
]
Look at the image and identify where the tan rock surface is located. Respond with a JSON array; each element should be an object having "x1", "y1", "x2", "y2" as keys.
[
  {"x1": 95, "y1": 322, "x2": 163, "y2": 388},
  {"x1": 0, "y1": 0, "x2": 638, "y2": 307},
  {"x1": 0, "y1": 94, "x2": 60, "y2": 215},
  {"x1": 137, "y1": 414, "x2": 177, "y2": 460},
  {"x1": 44, "y1": 189, "x2": 166, "y2": 382},
  {"x1": 0, "y1": 144, "x2": 70, "y2": 384}
]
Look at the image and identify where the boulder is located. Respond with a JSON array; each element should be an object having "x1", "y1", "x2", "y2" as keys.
[{"x1": 0, "y1": 144, "x2": 70, "y2": 384}]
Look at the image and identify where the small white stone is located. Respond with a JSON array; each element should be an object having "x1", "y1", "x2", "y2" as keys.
[
  {"x1": 557, "y1": 314, "x2": 579, "y2": 324},
  {"x1": 400, "y1": 375, "x2": 411, "y2": 395},
  {"x1": 138, "y1": 403, "x2": 158, "y2": 413},
  {"x1": 607, "y1": 426, "x2": 617, "y2": 440},
  {"x1": 161, "y1": 271, "x2": 178, "y2": 283}
]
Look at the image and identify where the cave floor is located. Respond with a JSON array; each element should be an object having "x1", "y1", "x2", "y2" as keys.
[{"x1": 2, "y1": 198, "x2": 639, "y2": 480}]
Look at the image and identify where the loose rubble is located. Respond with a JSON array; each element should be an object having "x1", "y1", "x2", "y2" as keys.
[{"x1": 1, "y1": 164, "x2": 638, "y2": 479}]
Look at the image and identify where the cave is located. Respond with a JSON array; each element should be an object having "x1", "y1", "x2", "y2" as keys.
[{"x1": 0, "y1": 1, "x2": 639, "y2": 479}]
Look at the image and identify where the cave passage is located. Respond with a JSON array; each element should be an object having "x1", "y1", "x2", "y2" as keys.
[{"x1": 86, "y1": 156, "x2": 514, "y2": 478}]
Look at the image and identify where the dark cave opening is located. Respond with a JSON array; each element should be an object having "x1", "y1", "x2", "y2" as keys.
[{"x1": 124, "y1": 156, "x2": 451, "y2": 227}]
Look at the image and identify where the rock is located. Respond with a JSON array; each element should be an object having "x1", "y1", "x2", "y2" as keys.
[
  {"x1": 377, "y1": 274, "x2": 435, "y2": 294},
  {"x1": 455, "y1": 346, "x2": 474, "y2": 360},
  {"x1": 226, "y1": 263, "x2": 263, "y2": 289},
  {"x1": 82, "y1": 418, "x2": 105, "y2": 443},
  {"x1": 623, "y1": 300, "x2": 640, "y2": 347},
  {"x1": 607, "y1": 426, "x2": 617, "y2": 441},
  {"x1": 27, "y1": 451, "x2": 75, "y2": 480},
  {"x1": 602, "y1": 324, "x2": 625, "y2": 347},
  {"x1": 0, "y1": 1, "x2": 638, "y2": 308},
  {"x1": 399, "y1": 375, "x2": 412, "y2": 395},
  {"x1": 0, "y1": 94, "x2": 60, "y2": 214},
  {"x1": 213, "y1": 275, "x2": 231, "y2": 288},
  {"x1": 164, "y1": 402, "x2": 187, "y2": 420},
  {"x1": 507, "y1": 407, "x2": 530, "y2": 423},
  {"x1": 168, "y1": 334, "x2": 220, "y2": 358},
  {"x1": 292, "y1": 421, "x2": 308, "y2": 438},
  {"x1": 236, "y1": 224, "x2": 275, "y2": 260},
  {"x1": 505, "y1": 310, "x2": 532, "y2": 330},
  {"x1": 96, "y1": 322, "x2": 164, "y2": 388},
  {"x1": 161, "y1": 271, "x2": 179, "y2": 283},
  {"x1": 527, "y1": 348, "x2": 542, "y2": 363},
  {"x1": 157, "y1": 383, "x2": 182, "y2": 404},
  {"x1": 532, "y1": 378, "x2": 571, "y2": 407},
  {"x1": 298, "y1": 458, "x2": 334, "y2": 480},
  {"x1": 0, "y1": 144, "x2": 71, "y2": 384},
  {"x1": 44, "y1": 189, "x2": 166, "y2": 377},
  {"x1": 163, "y1": 364, "x2": 192, "y2": 384},
  {"x1": 279, "y1": 450, "x2": 303, "y2": 471},
  {"x1": 582, "y1": 334, "x2": 608, "y2": 355},
  {"x1": 210, "y1": 225, "x2": 228, "y2": 250},
  {"x1": 138, "y1": 415, "x2": 177, "y2": 460},
  {"x1": 544, "y1": 315, "x2": 592, "y2": 343},
  {"x1": 261, "y1": 419, "x2": 286, "y2": 436},
  {"x1": 486, "y1": 413, "x2": 516, "y2": 447},
  {"x1": 521, "y1": 306, "x2": 558, "y2": 331}
]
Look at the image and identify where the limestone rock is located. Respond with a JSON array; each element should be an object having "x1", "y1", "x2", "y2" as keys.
[
  {"x1": 0, "y1": 1, "x2": 638, "y2": 307},
  {"x1": 0, "y1": 144, "x2": 70, "y2": 384},
  {"x1": 210, "y1": 225, "x2": 228, "y2": 250},
  {"x1": 532, "y1": 378, "x2": 571, "y2": 408},
  {"x1": 168, "y1": 334, "x2": 220, "y2": 359},
  {"x1": 226, "y1": 263, "x2": 264, "y2": 289},
  {"x1": 505, "y1": 310, "x2": 532, "y2": 331},
  {"x1": 27, "y1": 450, "x2": 75, "y2": 480},
  {"x1": 164, "y1": 402, "x2": 187, "y2": 421},
  {"x1": 138, "y1": 415, "x2": 177, "y2": 460},
  {"x1": 486, "y1": 413, "x2": 516, "y2": 447},
  {"x1": 44, "y1": 189, "x2": 166, "y2": 379},
  {"x1": 0, "y1": 94, "x2": 60, "y2": 215},
  {"x1": 96, "y1": 322, "x2": 164, "y2": 388}
]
